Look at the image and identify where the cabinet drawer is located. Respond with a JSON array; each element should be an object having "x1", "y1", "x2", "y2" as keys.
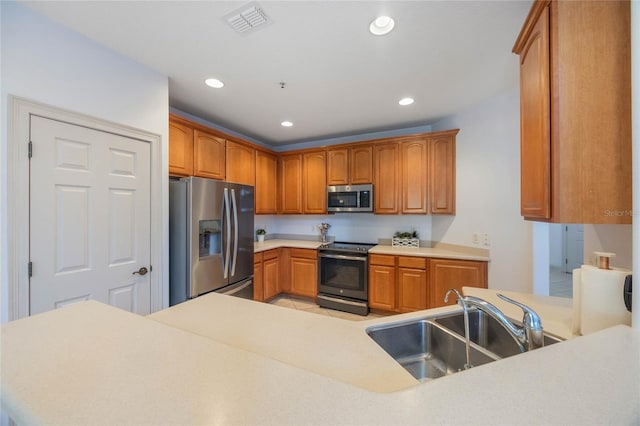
[
  {"x1": 369, "y1": 254, "x2": 395, "y2": 267},
  {"x1": 398, "y1": 256, "x2": 427, "y2": 269},
  {"x1": 263, "y1": 249, "x2": 279, "y2": 261},
  {"x1": 289, "y1": 248, "x2": 317, "y2": 259},
  {"x1": 254, "y1": 253, "x2": 263, "y2": 264}
]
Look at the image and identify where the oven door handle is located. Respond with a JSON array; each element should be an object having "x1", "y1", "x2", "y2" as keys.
[{"x1": 318, "y1": 253, "x2": 368, "y2": 262}]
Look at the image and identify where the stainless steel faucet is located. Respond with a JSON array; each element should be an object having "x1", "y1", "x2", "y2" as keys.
[
  {"x1": 453, "y1": 292, "x2": 545, "y2": 353},
  {"x1": 444, "y1": 289, "x2": 473, "y2": 370}
]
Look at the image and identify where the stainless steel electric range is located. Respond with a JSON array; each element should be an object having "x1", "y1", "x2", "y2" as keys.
[{"x1": 317, "y1": 242, "x2": 376, "y2": 316}]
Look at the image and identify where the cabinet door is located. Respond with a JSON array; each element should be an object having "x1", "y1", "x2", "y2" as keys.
[
  {"x1": 350, "y1": 145, "x2": 373, "y2": 184},
  {"x1": 398, "y1": 267, "x2": 428, "y2": 313},
  {"x1": 193, "y1": 129, "x2": 225, "y2": 180},
  {"x1": 368, "y1": 264, "x2": 396, "y2": 311},
  {"x1": 429, "y1": 135, "x2": 456, "y2": 214},
  {"x1": 401, "y1": 139, "x2": 428, "y2": 214},
  {"x1": 226, "y1": 140, "x2": 255, "y2": 186},
  {"x1": 255, "y1": 150, "x2": 278, "y2": 214},
  {"x1": 373, "y1": 143, "x2": 400, "y2": 214},
  {"x1": 302, "y1": 151, "x2": 326, "y2": 214},
  {"x1": 280, "y1": 154, "x2": 303, "y2": 214},
  {"x1": 290, "y1": 253, "x2": 317, "y2": 298},
  {"x1": 168, "y1": 119, "x2": 193, "y2": 176},
  {"x1": 326, "y1": 148, "x2": 349, "y2": 185},
  {"x1": 518, "y1": 5, "x2": 551, "y2": 219},
  {"x1": 253, "y1": 253, "x2": 264, "y2": 302},
  {"x1": 429, "y1": 259, "x2": 488, "y2": 308},
  {"x1": 263, "y1": 254, "x2": 280, "y2": 301}
]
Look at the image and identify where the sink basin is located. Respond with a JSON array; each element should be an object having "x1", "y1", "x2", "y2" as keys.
[
  {"x1": 366, "y1": 319, "x2": 498, "y2": 381},
  {"x1": 434, "y1": 310, "x2": 563, "y2": 358}
]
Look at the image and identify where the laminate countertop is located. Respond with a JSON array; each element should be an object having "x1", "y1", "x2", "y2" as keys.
[
  {"x1": 254, "y1": 239, "x2": 490, "y2": 261},
  {"x1": 2, "y1": 288, "x2": 638, "y2": 425}
]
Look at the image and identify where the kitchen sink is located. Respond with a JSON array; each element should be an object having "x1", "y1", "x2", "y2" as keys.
[
  {"x1": 366, "y1": 310, "x2": 564, "y2": 382},
  {"x1": 434, "y1": 310, "x2": 563, "y2": 358},
  {"x1": 366, "y1": 319, "x2": 498, "y2": 381}
]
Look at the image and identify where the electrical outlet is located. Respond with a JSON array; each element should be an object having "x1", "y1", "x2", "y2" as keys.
[
  {"x1": 472, "y1": 233, "x2": 479, "y2": 244},
  {"x1": 482, "y1": 233, "x2": 490, "y2": 246}
]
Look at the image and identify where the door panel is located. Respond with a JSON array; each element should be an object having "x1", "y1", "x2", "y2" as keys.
[{"x1": 30, "y1": 115, "x2": 151, "y2": 315}]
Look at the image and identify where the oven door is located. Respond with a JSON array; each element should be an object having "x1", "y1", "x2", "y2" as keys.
[{"x1": 318, "y1": 253, "x2": 368, "y2": 300}]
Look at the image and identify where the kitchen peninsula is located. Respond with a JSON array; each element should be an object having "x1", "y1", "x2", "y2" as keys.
[{"x1": 2, "y1": 292, "x2": 638, "y2": 425}]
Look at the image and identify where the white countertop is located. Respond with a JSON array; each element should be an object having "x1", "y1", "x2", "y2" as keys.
[
  {"x1": 255, "y1": 238, "x2": 490, "y2": 261},
  {"x1": 2, "y1": 295, "x2": 638, "y2": 425}
]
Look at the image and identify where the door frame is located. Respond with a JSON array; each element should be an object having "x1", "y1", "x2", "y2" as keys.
[{"x1": 7, "y1": 96, "x2": 164, "y2": 320}]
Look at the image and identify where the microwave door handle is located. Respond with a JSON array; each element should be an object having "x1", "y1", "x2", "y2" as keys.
[
  {"x1": 231, "y1": 188, "x2": 239, "y2": 277},
  {"x1": 223, "y1": 188, "x2": 231, "y2": 279}
]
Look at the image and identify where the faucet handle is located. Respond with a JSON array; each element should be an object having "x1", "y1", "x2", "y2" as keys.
[{"x1": 497, "y1": 294, "x2": 543, "y2": 331}]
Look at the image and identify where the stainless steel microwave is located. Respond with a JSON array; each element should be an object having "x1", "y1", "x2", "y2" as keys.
[{"x1": 327, "y1": 184, "x2": 373, "y2": 213}]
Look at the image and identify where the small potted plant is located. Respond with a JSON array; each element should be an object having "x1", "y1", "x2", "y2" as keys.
[
  {"x1": 256, "y1": 228, "x2": 267, "y2": 243},
  {"x1": 392, "y1": 230, "x2": 419, "y2": 248}
]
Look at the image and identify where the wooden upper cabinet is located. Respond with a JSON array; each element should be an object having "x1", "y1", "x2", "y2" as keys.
[
  {"x1": 513, "y1": 0, "x2": 631, "y2": 223},
  {"x1": 326, "y1": 148, "x2": 349, "y2": 185},
  {"x1": 374, "y1": 143, "x2": 400, "y2": 214},
  {"x1": 280, "y1": 154, "x2": 303, "y2": 214},
  {"x1": 326, "y1": 145, "x2": 373, "y2": 185},
  {"x1": 429, "y1": 133, "x2": 456, "y2": 214},
  {"x1": 255, "y1": 150, "x2": 278, "y2": 214},
  {"x1": 226, "y1": 140, "x2": 255, "y2": 186},
  {"x1": 168, "y1": 119, "x2": 194, "y2": 176},
  {"x1": 193, "y1": 129, "x2": 225, "y2": 180},
  {"x1": 350, "y1": 145, "x2": 373, "y2": 184},
  {"x1": 302, "y1": 151, "x2": 327, "y2": 214},
  {"x1": 516, "y1": 3, "x2": 551, "y2": 219},
  {"x1": 401, "y1": 139, "x2": 428, "y2": 214}
]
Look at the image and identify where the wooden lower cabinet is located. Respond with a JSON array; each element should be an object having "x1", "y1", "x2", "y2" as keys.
[
  {"x1": 429, "y1": 258, "x2": 488, "y2": 308},
  {"x1": 289, "y1": 249, "x2": 318, "y2": 298},
  {"x1": 369, "y1": 254, "x2": 487, "y2": 313},
  {"x1": 397, "y1": 256, "x2": 428, "y2": 313},
  {"x1": 253, "y1": 253, "x2": 264, "y2": 302},
  {"x1": 259, "y1": 249, "x2": 280, "y2": 301},
  {"x1": 368, "y1": 254, "x2": 397, "y2": 311}
]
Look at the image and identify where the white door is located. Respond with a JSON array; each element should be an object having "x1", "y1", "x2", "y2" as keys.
[
  {"x1": 563, "y1": 224, "x2": 584, "y2": 272},
  {"x1": 29, "y1": 115, "x2": 151, "y2": 315}
]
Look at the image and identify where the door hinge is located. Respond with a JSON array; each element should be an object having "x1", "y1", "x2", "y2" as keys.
[
  {"x1": 28, "y1": 141, "x2": 33, "y2": 159},
  {"x1": 28, "y1": 261, "x2": 33, "y2": 277}
]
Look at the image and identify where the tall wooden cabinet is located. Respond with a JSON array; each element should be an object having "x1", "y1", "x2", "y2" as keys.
[
  {"x1": 401, "y1": 139, "x2": 428, "y2": 214},
  {"x1": 513, "y1": 0, "x2": 631, "y2": 223},
  {"x1": 168, "y1": 119, "x2": 194, "y2": 177},
  {"x1": 373, "y1": 143, "x2": 400, "y2": 214},
  {"x1": 279, "y1": 154, "x2": 303, "y2": 214},
  {"x1": 302, "y1": 151, "x2": 327, "y2": 214},
  {"x1": 255, "y1": 150, "x2": 278, "y2": 214}
]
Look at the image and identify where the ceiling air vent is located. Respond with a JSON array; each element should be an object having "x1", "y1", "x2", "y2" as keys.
[{"x1": 224, "y1": 2, "x2": 271, "y2": 35}]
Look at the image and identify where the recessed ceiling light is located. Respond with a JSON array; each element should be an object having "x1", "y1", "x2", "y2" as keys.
[
  {"x1": 281, "y1": 121, "x2": 293, "y2": 127},
  {"x1": 369, "y1": 15, "x2": 395, "y2": 36},
  {"x1": 399, "y1": 97, "x2": 414, "y2": 106},
  {"x1": 205, "y1": 78, "x2": 224, "y2": 88}
]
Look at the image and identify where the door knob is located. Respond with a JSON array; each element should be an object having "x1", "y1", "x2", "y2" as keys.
[{"x1": 132, "y1": 266, "x2": 148, "y2": 276}]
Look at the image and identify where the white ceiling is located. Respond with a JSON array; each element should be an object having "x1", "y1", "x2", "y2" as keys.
[{"x1": 22, "y1": 1, "x2": 531, "y2": 146}]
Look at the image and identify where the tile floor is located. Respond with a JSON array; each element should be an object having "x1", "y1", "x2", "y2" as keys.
[
  {"x1": 268, "y1": 295, "x2": 390, "y2": 321},
  {"x1": 549, "y1": 268, "x2": 573, "y2": 298}
]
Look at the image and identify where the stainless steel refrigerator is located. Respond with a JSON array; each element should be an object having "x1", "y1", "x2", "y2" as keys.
[{"x1": 169, "y1": 177, "x2": 254, "y2": 305}]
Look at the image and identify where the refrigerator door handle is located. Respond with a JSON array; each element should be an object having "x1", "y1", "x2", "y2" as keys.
[
  {"x1": 231, "y1": 188, "x2": 239, "y2": 276},
  {"x1": 223, "y1": 188, "x2": 231, "y2": 279}
]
